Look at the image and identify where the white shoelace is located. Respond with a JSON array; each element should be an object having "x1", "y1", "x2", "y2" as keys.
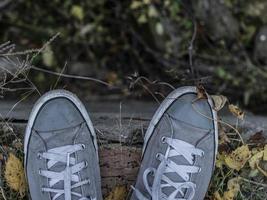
[
  {"x1": 133, "y1": 137, "x2": 204, "y2": 200},
  {"x1": 38, "y1": 144, "x2": 95, "y2": 200}
]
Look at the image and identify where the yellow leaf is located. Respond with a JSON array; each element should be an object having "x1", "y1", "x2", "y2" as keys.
[
  {"x1": 71, "y1": 5, "x2": 84, "y2": 21},
  {"x1": 228, "y1": 104, "x2": 244, "y2": 120},
  {"x1": 213, "y1": 191, "x2": 223, "y2": 200},
  {"x1": 224, "y1": 177, "x2": 240, "y2": 200},
  {"x1": 105, "y1": 185, "x2": 127, "y2": 200},
  {"x1": 249, "y1": 150, "x2": 264, "y2": 169},
  {"x1": 4, "y1": 153, "x2": 26, "y2": 197},
  {"x1": 264, "y1": 145, "x2": 267, "y2": 161},
  {"x1": 225, "y1": 145, "x2": 251, "y2": 171},
  {"x1": 214, "y1": 178, "x2": 240, "y2": 200},
  {"x1": 211, "y1": 95, "x2": 228, "y2": 111},
  {"x1": 227, "y1": 177, "x2": 240, "y2": 192}
]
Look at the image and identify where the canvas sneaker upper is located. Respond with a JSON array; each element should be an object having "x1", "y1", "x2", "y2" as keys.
[
  {"x1": 24, "y1": 90, "x2": 102, "y2": 200},
  {"x1": 131, "y1": 86, "x2": 218, "y2": 200}
]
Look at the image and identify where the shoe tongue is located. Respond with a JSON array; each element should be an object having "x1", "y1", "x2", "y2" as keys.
[{"x1": 40, "y1": 126, "x2": 80, "y2": 149}]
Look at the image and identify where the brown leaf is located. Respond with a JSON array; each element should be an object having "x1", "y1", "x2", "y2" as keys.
[
  {"x1": 211, "y1": 95, "x2": 228, "y2": 111},
  {"x1": 248, "y1": 131, "x2": 266, "y2": 144},
  {"x1": 228, "y1": 104, "x2": 245, "y2": 120},
  {"x1": 219, "y1": 126, "x2": 230, "y2": 145},
  {"x1": 196, "y1": 85, "x2": 207, "y2": 100}
]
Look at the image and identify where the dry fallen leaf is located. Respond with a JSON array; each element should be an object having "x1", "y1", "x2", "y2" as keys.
[
  {"x1": 213, "y1": 191, "x2": 223, "y2": 200},
  {"x1": 105, "y1": 185, "x2": 127, "y2": 200},
  {"x1": 4, "y1": 153, "x2": 26, "y2": 197},
  {"x1": 219, "y1": 127, "x2": 230, "y2": 145},
  {"x1": 213, "y1": 177, "x2": 240, "y2": 200},
  {"x1": 225, "y1": 145, "x2": 251, "y2": 171},
  {"x1": 228, "y1": 104, "x2": 244, "y2": 120},
  {"x1": 196, "y1": 85, "x2": 207, "y2": 100},
  {"x1": 249, "y1": 150, "x2": 264, "y2": 169},
  {"x1": 224, "y1": 177, "x2": 240, "y2": 200},
  {"x1": 248, "y1": 131, "x2": 266, "y2": 144},
  {"x1": 211, "y1": 95, "x2": 228, "y2": 111}
]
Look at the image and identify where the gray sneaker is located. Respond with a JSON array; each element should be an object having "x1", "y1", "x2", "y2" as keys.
[
  {"x1": 131, "y1": 86, "x2": 218, "y2": 200},
  {"x1": 24, "y1": 90, "x2": 102, "y2": 200}
]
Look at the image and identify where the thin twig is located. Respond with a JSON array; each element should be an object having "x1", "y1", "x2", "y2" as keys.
[
  {"x1": 52, "y1": 61, "x2": 68, "y2": 90},
  {"x1": 31, "y1": 65, "x2": 114, "y2": 88},
  {"x1": 240, "y1": 177, "x2": 267, "y2": 187}
]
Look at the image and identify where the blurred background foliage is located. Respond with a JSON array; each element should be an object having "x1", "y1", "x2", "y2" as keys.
[{"x1": 1, "y1": 0, "x2": 267, "y2": 112}]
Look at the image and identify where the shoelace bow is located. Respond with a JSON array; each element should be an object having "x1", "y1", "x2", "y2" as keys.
[
  {"x1": 38, "y1": 144, "x2": 95, "y2": 200},
  {"x1": 133, "y1": 137, "x2": 204, "y2": 200}
]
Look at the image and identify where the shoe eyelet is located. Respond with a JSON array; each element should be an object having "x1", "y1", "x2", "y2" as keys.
[
  {"x1": 198, "y1": 167, "x2": 202, "y2": 173},
  {"x1": 156, "y1": 153, "x2": 160, "y2": 160},
  {"x1": 81, "y1": 144, "x2": 86, "y2": 149},
  {"x1": 37, "y1": 152, "x2": 42, "y2": 160},
  {"x1": 84, "y1": 161, "x2": 88, "y2": 168},
  {"x1": 161, "y1": 136, "x2": 167, "y2": 143},
  {"x1": 38, "y1": 169, "x2": 42, "y2": 175}
]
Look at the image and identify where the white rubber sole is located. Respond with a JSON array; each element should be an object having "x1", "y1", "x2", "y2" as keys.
[
  {"x1": 24, "y1": 89, "x2": 98, "y2": 170},
  {"x1": 142, "y1": 86, "x2": 218, "y2": 163}
]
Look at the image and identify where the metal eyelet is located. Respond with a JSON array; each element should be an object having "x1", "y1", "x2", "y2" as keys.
[
  {"x1": 81, "y1": 144, "x2": 86, "y2": 149},
  {"x1": 161, "y1": 136, "x2": 166, "y2": 143},
  {"x1": 198, "y1": 167, "x2": 202, "y2": 173},
  {"x1": 156, "y1": 153, "x2": 160, "y2": 160},
  {"x1": 38, "y1": 169, "x2": 42, "y2": 175},
  {"x1": 84, "y1": 161, "x2": 88, "y2": 168},
  {"x1": 37, "y1": 152, "x2": 42, "y2": 160}
]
